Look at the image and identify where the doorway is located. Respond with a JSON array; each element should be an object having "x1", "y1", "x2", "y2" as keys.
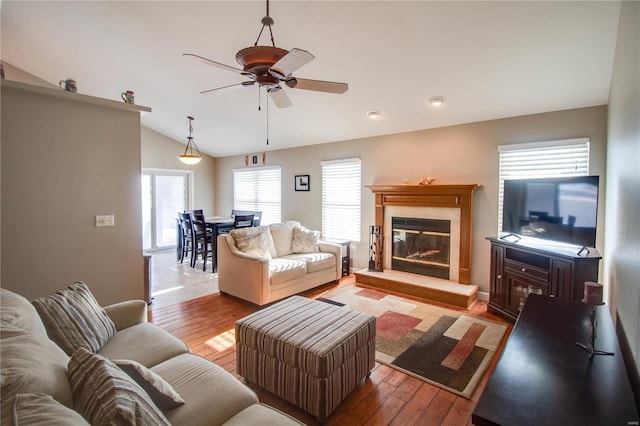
[{"x1": 142, "y1": 169, "x2": 193, "y2": 251}]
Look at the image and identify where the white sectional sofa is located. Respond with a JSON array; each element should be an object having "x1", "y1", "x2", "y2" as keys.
[
  {"x1": 217, "y1": 221, "x2": 342, "y2": 305},
  {"x1": 0, "y1": 284, "x2": 302, "y2": 426}
]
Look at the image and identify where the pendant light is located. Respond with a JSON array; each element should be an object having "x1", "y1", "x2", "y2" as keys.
[{"x1": 178, "y1": 116, "x2": 202, "y2": 165}]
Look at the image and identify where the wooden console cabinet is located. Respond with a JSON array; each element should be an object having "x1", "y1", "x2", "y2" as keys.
[
  {"x1": 486, "y1": 236, "x2": 601, "y2": 321},
  {"x1": 472, "y1": 295, "x2": 639, "y2": 425}
]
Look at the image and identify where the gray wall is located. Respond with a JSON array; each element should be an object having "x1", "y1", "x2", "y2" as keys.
[
  {"x1": 141, "y1": 126, "x2": 216, "y2": 214},
  {"x1": 605, "y1": 0, "x2": 640, "y2": 400},
  {"x1": 1, "y1": 82, "x2": 145, "y2": 305},
  {"x1": 215, "y1": 105, "x2": 608, "y2": 294}
]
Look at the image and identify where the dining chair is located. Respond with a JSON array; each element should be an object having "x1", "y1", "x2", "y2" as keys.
[
  {"x1": 190, "y1": 212, "x2": 214, "y2": 271},
  {"x1": 178, "y1": 213, "x2": 195, "y2": 266},
  {"x1": 233, "y1": 214, "x2": 255, "y2": 229},
  {"x1": 231, "y1": 210, "x2": 261, "y2": 226}
]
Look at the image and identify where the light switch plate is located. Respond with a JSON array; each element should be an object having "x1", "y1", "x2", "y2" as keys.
[{"x1": 96, "y1": 215, "x2": 115, "y2": 227}]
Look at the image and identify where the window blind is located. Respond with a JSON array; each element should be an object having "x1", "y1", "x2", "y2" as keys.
[
  {"x1": 497, "y1": 138, "x2": 590, "y2": 232},
  {"x1": 233, "y1": 166, "x2": 281, "y2": 225},
  {"x1": 321, "y1": 158, "x2": 361, "y2": 241}
]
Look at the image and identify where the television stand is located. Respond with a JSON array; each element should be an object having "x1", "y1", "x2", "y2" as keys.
[
  {"x1": 486, "y1": 235, "x2": 601, "y2": 321},
  {"x1": 498, "y1": 232, "x2": 521, "y2": 242}
]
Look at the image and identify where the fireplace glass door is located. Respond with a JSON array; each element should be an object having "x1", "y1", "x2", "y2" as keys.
[{"x1": 392, "y1": 217, "x2": 451, "y2": 279}]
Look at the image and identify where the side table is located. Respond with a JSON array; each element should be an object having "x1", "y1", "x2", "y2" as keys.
[{"x1": 322, "y1": 238, "x2": 351, "y2": 276}]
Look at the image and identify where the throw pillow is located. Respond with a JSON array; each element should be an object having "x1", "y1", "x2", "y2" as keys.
[
  {"x1": 32, "y1": 282, "x2": 116, "y2": 356},
  {"x1": 1, "y1": 393, "x2": 90, "y2": 426},
  {"x1": 68, "y1": 348, "x2": 171, "y2": 426},
  {"x1": 232, "y1": 227, "x2": 273, "y2": 259},
  {"x1": 291, "y1": 226, "x2": 321, "y2": 253},
  {"x1": 0, "y1": 334, "x2": 74, "y2": 408},
  {"x1": 113, "y1": 359, "x2": 185, "y2": 410},
  {"x1": 0, "y1": 288, "x2": 48, "y2": 337}
]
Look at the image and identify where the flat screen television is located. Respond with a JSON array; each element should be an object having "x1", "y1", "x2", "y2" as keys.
[{"x1": 501, "y1": 176, "x2": 599, "y2": 247}]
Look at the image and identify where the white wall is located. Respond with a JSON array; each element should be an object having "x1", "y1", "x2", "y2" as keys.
[
  {"x1": 1, "y1": 82, "x2": 145, "y2": 305},
  {"x1": 141, "y1": 126, "x2": 216, "y2": 214},
  {"x1": 605, "y1": 0, "x2": 640, "y2": 401},
  {"x1": 215, "y1": 105, "x2": 607, "y2": 293}
]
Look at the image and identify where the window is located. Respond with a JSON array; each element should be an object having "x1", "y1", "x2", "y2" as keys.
[
  {"x1": 322, "y1": 158, "x2": 361, "y2": 241},
  {"x1": 233, "y1": 166, "x2": 281, "y2": 225},
  {"x1": 497, "y1": 138, "x2": 590, "y2": 232}
]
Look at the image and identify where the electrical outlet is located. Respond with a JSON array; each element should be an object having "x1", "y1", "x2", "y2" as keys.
[{"x1": 96, "y1": 215, "x2": 115, "y2": 227}]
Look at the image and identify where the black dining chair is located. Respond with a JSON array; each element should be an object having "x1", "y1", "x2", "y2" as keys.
[
  {"x1": 178, "y1": 213, "x2": 195, "y2": 266},
  {"x1": 231, "y1": 210, "x2": 262, "y2": 226},
  {"x1": 233, "y1": 214, "x2": 255, "y2": 229},
  {"x1": 190, "y1": 212, "x2": 214, "y2": 271}
]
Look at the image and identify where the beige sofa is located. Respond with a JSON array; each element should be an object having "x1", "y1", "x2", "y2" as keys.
[
  {"x1": 0, "y1": 285, "x2": 302, "y2": 426},
  {"x1": 218, "y1": 221, "x2": 342, "y2": 306}
]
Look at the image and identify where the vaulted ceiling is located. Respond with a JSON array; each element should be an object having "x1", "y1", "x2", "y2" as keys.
[{"x1": 1, "y1": 1, "x2": 621, "y2": 157}]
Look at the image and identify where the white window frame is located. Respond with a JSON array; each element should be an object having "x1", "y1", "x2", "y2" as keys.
[
  {"x1": 233, "y1": 165, "x2": 281, "y2": 225},
  {"x1": 497, "y1": 138, "x2": 590, "y2": 232},
  {"x1": 321, "y1": 158, "x2": 361, "y2": 242}
]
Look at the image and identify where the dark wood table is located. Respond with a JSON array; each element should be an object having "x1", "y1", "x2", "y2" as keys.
[
  {"x1": 176, "y1": 217, "x2": 234, "y2": 272},
  {"x1": 472, "y1": 295, "x2": 639, "y2": 426}
]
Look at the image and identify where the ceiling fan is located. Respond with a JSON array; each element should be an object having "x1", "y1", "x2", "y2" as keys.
[{"x1": 183, "y1": 0, "x2": 348, "y2": 108}]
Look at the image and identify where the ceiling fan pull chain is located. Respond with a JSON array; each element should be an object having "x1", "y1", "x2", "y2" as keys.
[
  {"x1": 266, "y1": 89, "x2": 270, "y2": 146},
  {"x1": 258, "y1": 86, "x2": 262, "y2": 111}
]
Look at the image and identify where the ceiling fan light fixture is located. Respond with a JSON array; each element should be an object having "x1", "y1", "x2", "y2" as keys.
[
  {"x1": 178, "y1": 116, "x2": 203, "y2": 165},
  {"x1": 429, "y1": 96, "x2": 446, "y2": 106}
]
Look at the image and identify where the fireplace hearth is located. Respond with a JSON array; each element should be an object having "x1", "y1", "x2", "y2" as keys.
[{"x1": 392, "y1": 217, "x2": 451, "y2": 279}]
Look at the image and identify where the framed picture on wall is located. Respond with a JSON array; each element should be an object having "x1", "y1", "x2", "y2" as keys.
[{"x1": 295, "y1": 175, "x2": 310, "y2": 191}]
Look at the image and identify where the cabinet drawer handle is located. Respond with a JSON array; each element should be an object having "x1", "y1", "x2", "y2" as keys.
[
  {"x1": 521, "y1": 268, "x2": 527, "y2": 272},
  {"x1": 497, "y1": 274, "x2": 502, "y2": 280}
]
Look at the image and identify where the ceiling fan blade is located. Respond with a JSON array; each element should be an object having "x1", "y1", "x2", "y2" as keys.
[
  {"x1": 200, "y1": 81, "x2": 255, "y2": 94},
  {"x1": 268, "y1": 87, "x2": 292, "y2": 108},
  {"x1": 269, "y1": 48, "x2": 315, "y2": 79},
  {"x1": 285, "y1": 77, "x2": 348, "y2": 94},
  {"x1": 183, "y1": 53, "x2": 244, "y2": 74}
]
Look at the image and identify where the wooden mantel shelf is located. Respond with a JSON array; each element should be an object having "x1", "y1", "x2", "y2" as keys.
[
  {"x1": 367, "y1": 184, "x2": 480, "y2": 207},
  {"x1": 366, "y1": 184, "x2": 480, "y2": 284}
]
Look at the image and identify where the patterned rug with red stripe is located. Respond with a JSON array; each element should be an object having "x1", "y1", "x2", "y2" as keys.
[{"x1": 318, "y1": 286, "x2": 508, "y2": 398}]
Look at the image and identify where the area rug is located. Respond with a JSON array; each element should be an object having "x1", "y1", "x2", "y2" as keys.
[{"x1": 317, "y1": 286, "x2": 508, "y2": 398}]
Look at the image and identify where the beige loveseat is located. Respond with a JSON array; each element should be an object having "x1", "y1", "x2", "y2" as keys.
[
  {"x1": 218, "y1": 221, "x2": 342, "y2": 305},
  {"x1": 0, "y1": 284, "x2": 301, "y2": 425}
]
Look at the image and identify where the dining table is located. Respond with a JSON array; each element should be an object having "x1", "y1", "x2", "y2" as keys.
[{"x1": 176, "y1": 216, "x2": 234, "y2": 272}]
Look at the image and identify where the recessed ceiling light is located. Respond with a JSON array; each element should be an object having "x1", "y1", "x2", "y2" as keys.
[
  {"x1": 429, "y1": 96, "x2": 446, "y2": 106},
  {"x1": 366, "y1": 110, "x2": 381, "y2": 119}
]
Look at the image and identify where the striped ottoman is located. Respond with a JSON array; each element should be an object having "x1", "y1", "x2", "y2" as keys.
[{"x1": 235, "y1": 295, "x2": 376, "y2": 421}]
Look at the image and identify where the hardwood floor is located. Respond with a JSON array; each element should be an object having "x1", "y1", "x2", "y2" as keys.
[{"x1": 148, "y1": 275, "x2": 512, "y2": 426}]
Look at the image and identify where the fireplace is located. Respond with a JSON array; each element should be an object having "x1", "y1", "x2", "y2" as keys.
[
  {"x1": 392, "y1": 217, "x2": 451, "y2": 279},
  {"x1": 366, "y1": 184, "x2": 480, "y2": 284}
]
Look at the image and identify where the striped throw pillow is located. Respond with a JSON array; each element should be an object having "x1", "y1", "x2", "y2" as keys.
[
  {"x1": 32, "y1": 282, "x2": 116, "y2": 355},
  {"x1": 68, "y1": 348, "x2": 171, "y2": 426}
]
